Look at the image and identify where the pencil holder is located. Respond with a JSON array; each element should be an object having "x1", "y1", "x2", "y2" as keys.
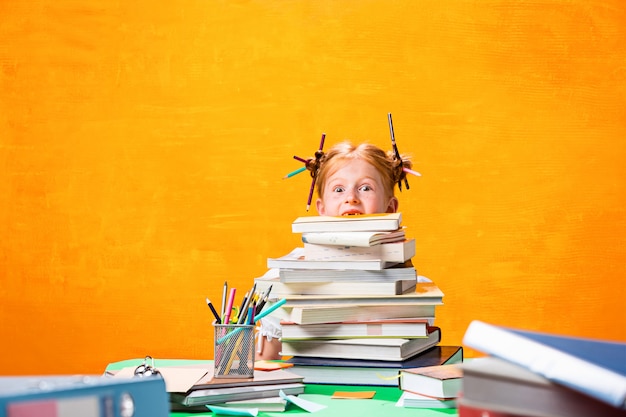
[{"x1": 213, "y1": 323, "x2": 255, "y2": 378}]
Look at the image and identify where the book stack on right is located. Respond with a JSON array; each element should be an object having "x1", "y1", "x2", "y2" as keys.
[
  {"x1": 460, "y1": 320, "x2": 626, "y2": 417},
  {"x1": 255, "y1": 213, "x2": 463, "y2": 387}
]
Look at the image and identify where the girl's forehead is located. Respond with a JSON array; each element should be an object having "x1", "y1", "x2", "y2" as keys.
[{"x1": 325, "y1": 159, "x2": 383, "y2": 182}]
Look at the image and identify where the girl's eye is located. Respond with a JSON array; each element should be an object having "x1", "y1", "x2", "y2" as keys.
[
  {"x1": 359, "y1": 185, "x2": 373, "y2": 192},
  {"x1": 332, "y1": 186, "x2": 345, "y2": 193}
]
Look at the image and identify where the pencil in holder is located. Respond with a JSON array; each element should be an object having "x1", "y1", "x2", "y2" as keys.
[{"x1": 214, "y1": 323, "x2": 255, "y2": 378}]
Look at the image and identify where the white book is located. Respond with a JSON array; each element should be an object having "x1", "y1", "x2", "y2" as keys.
[
  {"x1": 292, "y1": 213, "x2": 402, "y2": 233},
  {"x1": 280, "y1": 327, "x2": 441, "y2": 361},
  {"x1": 303, "y1": 239, "x2": 415, "y2": 263},
  {"x1": 280, "y1": 318, "x2": 430, "y2": 340},
  {"x1": 301, "y1": 228, "x2": 406, "y2": 247},
  {"x1": 396, "y1": 391, "x2": 456, "y2": 409},
  {"x1": 255, "y1": 272, "x2": 416, "y2": 297},
  {"x1": 267, "y1": 247, "x2": 397, "y2": 271},
  {"x1": 286, "y1": 304, "x2": 438, "y2": 325},
  {"x1": 278, "y1": 263, "x2": 418, "y2": 283}
]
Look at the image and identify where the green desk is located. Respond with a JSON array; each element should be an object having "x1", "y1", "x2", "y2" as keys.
[{"x1": 106, "y1": 359, "x2": 458, "y2": 417}]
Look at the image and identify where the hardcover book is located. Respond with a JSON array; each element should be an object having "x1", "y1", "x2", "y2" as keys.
[
  {"x1": 285, "y1": 303, "x2": 437, "y2": 325},
  {"x1": 285, "y1": 345, "x2": 463, "y2": 386},
  {"x1": 462, "y1": 320, "x2": 626, "y2": 409},
  {"x1": 398, "y1": 363, "x2": 463, "y2": 399},
  {"x1": 280, "y1": 327, "x2": 441, "y2": 361},
  {"x1": 460, "y1": 356, "x2": 626, "y2": 417}
]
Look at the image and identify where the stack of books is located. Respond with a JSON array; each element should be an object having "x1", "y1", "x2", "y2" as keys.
[
  {"x1": 459, "y1": 320, "x2": 626, "y2": 417},
  {"x1": 256, "y1": 213, "x2": 463, "y2": 387}
]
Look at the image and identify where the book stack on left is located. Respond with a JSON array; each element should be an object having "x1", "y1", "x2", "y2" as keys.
[{"x1": 255, "y1": 212, "x2": 463, "y2": 387}]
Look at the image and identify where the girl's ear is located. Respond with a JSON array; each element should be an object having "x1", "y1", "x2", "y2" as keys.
[
  {"x1": 316, "y1": 198, "x2": 326, "y2": 215},
  {"x1": 386, "y1": 197, "x2": 399, "y2": 213}
]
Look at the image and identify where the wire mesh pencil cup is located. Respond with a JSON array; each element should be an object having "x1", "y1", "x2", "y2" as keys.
[{"x1": 214, "y1": 323, "x2": 255, "y2": 378}]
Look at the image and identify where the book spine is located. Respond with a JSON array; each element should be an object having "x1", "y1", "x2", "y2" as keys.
[{"x1": 462, "y1": 320, "x2": 626, "y2": 409}]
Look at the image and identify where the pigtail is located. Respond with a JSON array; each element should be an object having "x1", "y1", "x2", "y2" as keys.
[{"x1": 387, "y1": 150, "x2": 413, "y2": 191}]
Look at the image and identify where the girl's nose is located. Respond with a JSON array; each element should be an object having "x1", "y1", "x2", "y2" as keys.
[{"x1": 345, "y1": 189, "x2": 360, "y2": 204}]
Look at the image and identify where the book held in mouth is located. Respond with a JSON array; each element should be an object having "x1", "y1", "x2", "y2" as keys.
[{"x1": 291, "y1": 212, "x2": 403, "y2": 233}]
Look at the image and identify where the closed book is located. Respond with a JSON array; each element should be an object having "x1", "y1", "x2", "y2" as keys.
[
  {"x1": 280, "y1": 318, "x2": 430, "y2": 340},
  {"x1": 302, "y1": 228, "x2": 406, "y2": 247},
  {"x1": 255, "y1": 271, "x2": 416, "y2": 297},
  {"x1": 303, "y1": 239, "x2": 416, "y2": 263},
  {"x1": 463, "y1": 320, "x2": 626, "y2": 409},
  {"x1": 398, "y1": 364, "x2": 463, "y2": 399},
  {"x1": 285, "y1": 345, "x2": 463, "y2": 386},
  {"x1": 171, "y1": 382, "x2": 305, "y2": 407},
  {"x1": 267, "y1": 247, "x2": 397, "y2": 271},
  {"x1": 291, "y1": 212, "x2": 402, "y2": 233},
  {"x1": 280, "y1": 327, "x2": 441, "y2": 361},
  {"x1": 460, "y1": 356, "x2": 626, "y2": 417},
  {"x1": 396, "y1": 391, "x2": 456, "y2": 409},
  {"x1": 187, "y1": 367, "x2": 304, "y2": 391},
  {"x1": 279, "y1": 261, "x2": 417, "y2": 283},
  {"x1": 286, "y1": 303, "x2": 437, "y2": 325},
  {"x1": 279, "y1": 282, "x2": 444, "y2": 308}
]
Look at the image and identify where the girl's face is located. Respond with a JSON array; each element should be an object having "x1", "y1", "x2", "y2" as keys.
[{"x1": 316, "y1": 159, "x2": 398, "y2": 216}]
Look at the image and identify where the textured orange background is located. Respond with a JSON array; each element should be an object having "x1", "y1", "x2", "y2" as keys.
[{"x1": 1, "y1": 1, "x2": 624, "y2": 375}]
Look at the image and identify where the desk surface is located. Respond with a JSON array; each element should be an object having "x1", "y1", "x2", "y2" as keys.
[{"x1": 106, "y1": 359, "x2": 458, "y2": 417}]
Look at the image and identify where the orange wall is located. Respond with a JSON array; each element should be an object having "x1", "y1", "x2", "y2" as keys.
[{"x1": 1, "y1": 1, "x2": 624, "y2": 375}]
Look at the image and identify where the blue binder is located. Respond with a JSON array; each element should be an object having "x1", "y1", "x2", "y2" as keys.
[{"x1": 0, "y1": 375, "x2": 168, "y2": 417}]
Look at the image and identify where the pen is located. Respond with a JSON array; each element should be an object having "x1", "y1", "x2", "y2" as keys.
[
  {"x1": 205, "y1": 298, "x2": 221, "y2": 324},
  {"x1": 223, "y1": 288, "x2": 237, "y2": 324},
  {"x1": 293, "y1": 155, "x2": 308, "y2": 164}
]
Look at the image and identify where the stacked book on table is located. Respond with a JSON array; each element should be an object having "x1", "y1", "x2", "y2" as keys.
[
  {"x1": 396, "y1": 362, "x2": 463, "y2": 409},
  {"x1": 459, "y1": 320, "x2": 626, "y2": 417},
  {"x1": 256, "y1": 212, "x2": 463, "y2": 387}
]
